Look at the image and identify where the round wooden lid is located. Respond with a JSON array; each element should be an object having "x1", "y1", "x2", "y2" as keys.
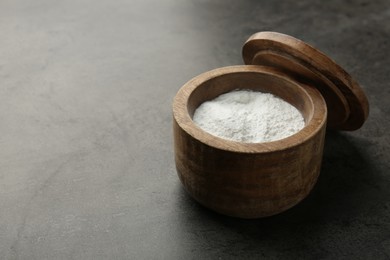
[{"x1": 242, "y1": 31, "x2": 369, "y2": 130}]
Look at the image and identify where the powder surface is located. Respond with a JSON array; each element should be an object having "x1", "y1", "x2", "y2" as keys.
[{"x1": 193, "y1": 90, "x2": 305, "y2": 143}]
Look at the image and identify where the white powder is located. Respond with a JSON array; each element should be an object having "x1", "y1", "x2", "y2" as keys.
[{"x1": 193, "y1": 90, "x2": 305, "y2": 143}]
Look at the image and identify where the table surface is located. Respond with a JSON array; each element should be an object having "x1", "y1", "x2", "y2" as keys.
[{"x1": 1, "y1": 0, "x2": 390, "y2": 259}]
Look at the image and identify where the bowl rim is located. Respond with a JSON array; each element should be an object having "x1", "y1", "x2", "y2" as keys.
[{"x1": 173, "y1": 65, "x2": 327, "y2": 153}]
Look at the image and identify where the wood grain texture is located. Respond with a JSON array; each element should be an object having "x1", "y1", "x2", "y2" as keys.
[
  {"x1": 173, "y1": 66, "x2": 327, "y2": 218},
  {"x1": 242, "y1": 31, "x2": 369, "y2": 131}
]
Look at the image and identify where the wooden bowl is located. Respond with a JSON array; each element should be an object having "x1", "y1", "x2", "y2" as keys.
[
  {"x1": 173, "y1": 65, "x2": 327, "y2": 218},
  {"x1": 173, "y1": 32, "x2": 368, "y2": 218}
]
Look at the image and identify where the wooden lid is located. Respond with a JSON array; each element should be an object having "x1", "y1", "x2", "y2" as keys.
[{"x1": 242, "y1": 31, "x2": 369, "y2": 130}]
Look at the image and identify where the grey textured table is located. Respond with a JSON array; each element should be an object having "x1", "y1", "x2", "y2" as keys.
[{"x1": 1, "y1": 0, "x2": 390, "y2": 259}]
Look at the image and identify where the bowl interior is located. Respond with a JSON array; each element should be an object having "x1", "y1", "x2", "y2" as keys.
[{"x1": 187, "y1": 71, "x2": 314, "y2": 125}]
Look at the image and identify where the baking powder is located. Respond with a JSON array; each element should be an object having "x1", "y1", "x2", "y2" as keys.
[{"x1": 193, "y1": 90, "x2": 305, "y2": 143}]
